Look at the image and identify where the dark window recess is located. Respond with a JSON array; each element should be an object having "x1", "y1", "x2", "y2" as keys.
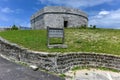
[{"x1": 64, "y1": 21, "x2": 68, "y2": 28}]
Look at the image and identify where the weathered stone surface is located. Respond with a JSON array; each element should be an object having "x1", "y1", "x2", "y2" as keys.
[
  {"x1": 48, "y1": 44, "x2": 68, "y2": 49},
  {"x1": 31, "y1": 6, "x2": 88, "y2": 29},
  {"x1": 29, "y1": 65, "x2": 39, "y2": 71},
  {"x1": 0, "y1": 37, "x2": 120, "y2": 74}
]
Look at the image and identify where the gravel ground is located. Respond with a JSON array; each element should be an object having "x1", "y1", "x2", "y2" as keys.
[{"x1": 65, "y1": 69, "x2": 120, "y2": 80}]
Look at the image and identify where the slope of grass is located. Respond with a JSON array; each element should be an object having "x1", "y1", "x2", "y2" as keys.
[{"x1": 0, "y1": 28, "x2": 120, "y2": 55}]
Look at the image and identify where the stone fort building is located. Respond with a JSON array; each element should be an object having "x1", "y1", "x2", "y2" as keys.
[{"x1": 31, "y1": 6, "x2": 88, "y2": 29}]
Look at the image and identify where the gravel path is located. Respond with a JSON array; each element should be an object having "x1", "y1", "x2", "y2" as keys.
[{"x1": 65, "y1": 69, "x2": 120, "y2": 80}]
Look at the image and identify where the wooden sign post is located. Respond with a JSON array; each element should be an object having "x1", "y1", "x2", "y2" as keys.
[{"x1": 47, "y1": 26, "x2": 67, "y2": 48}]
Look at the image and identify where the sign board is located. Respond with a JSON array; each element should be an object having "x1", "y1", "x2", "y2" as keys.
[
  {"x1": 48, "y1": 28, "x2": 64, "y2": 38},
  {"x1": 47, "y1": 26, "x2": 66, "y2": 48}
]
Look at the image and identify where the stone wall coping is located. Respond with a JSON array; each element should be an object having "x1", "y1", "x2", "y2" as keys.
[
  {"x1": 48, "y1": 51, "x2": 120, "y2": 57},
  {"x1": 27, "y1": 50, "x2": 49, "y2": 55},
  {"x1": 44, "y1": 6, "x2": 87, "y2": 17}
]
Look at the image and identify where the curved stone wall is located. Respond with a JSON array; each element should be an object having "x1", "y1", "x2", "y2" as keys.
[
  {"x1": 0, "y1": 37, "x2": 120, "y2": 73},
  {"x1": 57, "y1": 53, "x2": 120, "y2": 73},
  {"x1": 31, "y1": 6, "x2": 88, "y2": 29}
]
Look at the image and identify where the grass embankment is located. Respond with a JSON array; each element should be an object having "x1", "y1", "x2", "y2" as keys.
[{"x1": 0, "y1": 28, "x2": 120, "y2": 55}]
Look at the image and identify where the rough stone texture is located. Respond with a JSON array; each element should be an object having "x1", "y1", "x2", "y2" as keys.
[
  {"x1": 31, "y1": 6, "x2": 88, "y2": 29},
  {"x1": 0, "y1": 37, "x2": 120, "y2": 74},
  {"x1": 48, "y1": 44, "x2": 68, "y2": 49}
]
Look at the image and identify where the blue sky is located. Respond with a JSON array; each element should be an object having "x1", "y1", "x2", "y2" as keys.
[{"x1": 0, "y1": 0, "x2": 120, "y2": 29}]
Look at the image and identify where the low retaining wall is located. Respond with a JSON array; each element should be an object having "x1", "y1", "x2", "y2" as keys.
[{"x1": 0, "y1": 37, "x2": 120, "y2": 73}]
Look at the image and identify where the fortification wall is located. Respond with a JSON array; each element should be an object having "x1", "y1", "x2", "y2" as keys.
[
  {"x1": 31, "y1": 6, "x2": 88, "y2": 19},
  {"x1": 31, "y1": 6, "x2": 88, "y2": 29},
  {"x1": 44, "y1": 13, "x2": 88, "y2": 29},
  {"x1": 0, "y1": 37, "x2": 120, "y2": 73}
]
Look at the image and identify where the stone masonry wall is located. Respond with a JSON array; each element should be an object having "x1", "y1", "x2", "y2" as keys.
[
  {"x1": 0, "y1": 37, "x2": 120, "y2": 73},
  {"x1": 31, "y1": 6, "x2": 88, "y2": 29},
  {"x1": 44, "y1": 13, "x2": 88, "y2": 29},
  {"x1": 0, "y1": 37, "x2": 58, "y2": 72}
]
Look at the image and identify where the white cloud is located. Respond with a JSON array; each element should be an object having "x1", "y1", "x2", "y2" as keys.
[
  {"x1": 99, "y1": 11, "x2": 110, "y2": 15},
  {"x1": 89, "y1": 9, "x2": 120, "y2": 29},
  {"x1": 38, "y1": 0, "x2": 113, "y2": 8},
  {"x1": 1, "y1": 7, "x2": 14, "y2": 13},
  {"x1": 0, "y1": 7, "x2": 24, "y2": 26}
]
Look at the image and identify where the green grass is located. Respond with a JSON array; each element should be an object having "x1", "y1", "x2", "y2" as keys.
[
  {"x1": 98, "y1": 67, "x2": 120, "y2": 72},
  {"x1": 0, "y1": 28, "x2": 120, "y2": 55},
  {"x1": 59, "y1": 74, "x2": 66, "y2": 78}
]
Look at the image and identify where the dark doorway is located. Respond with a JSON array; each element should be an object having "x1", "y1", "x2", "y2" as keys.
[{"x1": 64, "y1": 21, "x2": 68, "y2": 28}]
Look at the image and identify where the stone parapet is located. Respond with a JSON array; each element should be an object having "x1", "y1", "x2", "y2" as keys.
[{"x1": 31, "y1": 6, "x2": 88, "y2": 20}]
